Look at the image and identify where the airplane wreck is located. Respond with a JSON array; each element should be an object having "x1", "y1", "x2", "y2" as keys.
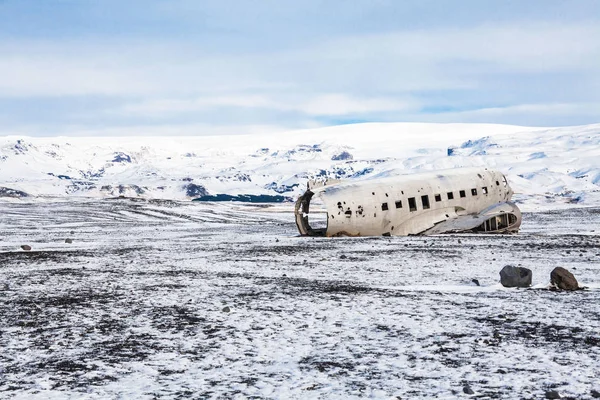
[{"x1": 295, "y1": 168, "x2": 521, "y2": 237}]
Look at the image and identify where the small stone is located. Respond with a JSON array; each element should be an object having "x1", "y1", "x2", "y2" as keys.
[
  {"x1": 471, "y1": 279, "x2": 480, "y2": 286},
  {"x1": 550, "y1": 267, "x2": 579, "y2": 290},
  {"x1": 70, "y1": 231, "x2": 75, "y2": 235},
  {"x1": 340, "y1": 254, "x2": 347, "y2": 259},
  {"x1": 545, "y1": 390, "x2": 561, "y2": 399},
  {"x1": 275, "y1": 238, "x2": 279, "y2": 242},
  {"x1": 591, "y1": 389, "x2": 600, "y2": 398},
  {"x1": 463, "y1": 385, "x2": 474, "y2": 395},
  {"x1": 222, "y1": 306, "x2": 231, "y2": 313},
  {"x1": 20, "y1": 245, "x2": 32, "y2": 251},
  {"x1": 65, "y1": 238, "x2": 73, "y2": 244}
]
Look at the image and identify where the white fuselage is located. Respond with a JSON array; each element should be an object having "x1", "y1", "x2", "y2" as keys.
[{"x1": 307, "y1": 168, "x2": 514, "y2": 236}]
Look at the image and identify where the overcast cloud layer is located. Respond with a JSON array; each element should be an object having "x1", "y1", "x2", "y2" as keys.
[{"x1": 1, "y1": 0, "x2": 599, "y2": 136}]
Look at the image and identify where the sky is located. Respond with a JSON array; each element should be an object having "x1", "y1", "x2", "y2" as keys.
[{"x1": 0, "y1": 0, "x2": 599, "y2": 136}]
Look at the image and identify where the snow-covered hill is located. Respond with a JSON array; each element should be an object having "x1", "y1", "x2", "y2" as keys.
[{"x1": 1, "y1": 122, "x2": 599, "y2": 210}]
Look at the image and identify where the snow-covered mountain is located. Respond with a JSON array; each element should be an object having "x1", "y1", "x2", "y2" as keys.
[{"x1": 1, "y1": 122, "x2": 599, "y2": 210}]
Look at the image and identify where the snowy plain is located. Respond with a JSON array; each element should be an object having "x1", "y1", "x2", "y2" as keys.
[
  {"x1": 0, "y1": 199, "x2": 599, "y2": 399},
  {"x1": 0, "y1": 122, "x2": 599, "y2": 399}
]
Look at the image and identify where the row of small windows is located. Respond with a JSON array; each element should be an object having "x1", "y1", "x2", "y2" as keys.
[{"x1": 381, "y1": 186, "x2": 491, "y2": 212}]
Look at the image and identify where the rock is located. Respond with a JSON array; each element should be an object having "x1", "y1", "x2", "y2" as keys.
[
  {"x1": 340, "y1": 254, "x2": 347, "y2": 260},
  {"x1": 471, "y1": 279, "x2": 480, "y2": 286},
  {"x1": 70, "y1": 231, "x2": 75, "y2": 235},
  {"x1": 499, "y1": 265, "x2": 532, "y2": 288},
  {"x1": 184, "y1": 183, "x2": 209, "y2": 198},
  {"x1": 112, "y1": 152, "x2": 132, "y2": 163},
  {"x1": 545, "y1": 390, "x2": 561, "y2": 399},
  {"x1": 0, "y1": 187, "x2": 29, "y2": 198},
  {"x1": 550, "y1": 267, "x2": 579, "y2": 291},
  {"x1": 222, "y1": 306, "x2": 231, "y2": 313},
  {"x1": 463, "y1": 385, "x2": 474, "y2": 395},
  {"x1": 65, "y1": 238, "x2": 73, "y2": 244},
  {"x1": 331, "y1": 151, "x2": 353, "y2": 161},
  {"x1": 591, "y1": 389, "x2": 600, "y2": 398},
  {"x1": 20, "y1": 245, "x2": 32, "y2": 251}
]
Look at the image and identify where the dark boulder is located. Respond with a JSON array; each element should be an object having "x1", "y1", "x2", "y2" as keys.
[
  {"x1": 500, "y1": 265, "x2": 532, "y2": 288},
  {"x1": 545, "y1": 390, "x2": 561, "y2": 399},
  {"x1": 550, "y1": 267, "x2": 579, "y2": 291},
  {"x1": 21, "y1": 245, "x2": 32, "y2": 251},
  {"x1": 65, "y1": 238, "x2": 73, "y2": 244}
]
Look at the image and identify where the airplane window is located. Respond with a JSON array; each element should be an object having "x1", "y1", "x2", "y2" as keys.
[
  {"x1": 460, "y1": 190, "x2": 466, "y2": 198},
  {"x1": 395, "y1": 200, "x2": 402, "y2": 209},
  {"x1": 382, "y1": 202, "x2": 389, "y2": 211},
  {"x1": 408, "y1": 197, "x2": 417, "y2": 212},
  {"x1": 471, "y1": 188, "x2": 477, "y2": 196},
  {"x1": 447, "y1": 192, "x2": 454, "y2": 200},
  {"x1": 435, "y1": 194, "x2": 442, "y2": 202},
  {"x1": 421, "y1": 195, "x2": 430, "y2": 209},
  {"x1": 482, "y1": 187, "x2": 488, "y2": 194}
]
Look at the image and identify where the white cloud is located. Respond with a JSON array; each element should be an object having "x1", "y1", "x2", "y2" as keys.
[
  {"x1": 297, "y1": 94, "x2": 415, "y2": 116},
  {"x1": 1, "y1": 22, "x2": 598, "y2": 98},
  {"x1": 0, "y1": 20, "x2": 599, "y2": 133},
  {"x1": 11, "y1": 122, "x2": 299, "y2": 137},
  {"x1": 119, "y1": 93, "x2": 416, "y2": 117},
  {"x1": 408, "y1": 102, "x2": 600, "y2": 126}
]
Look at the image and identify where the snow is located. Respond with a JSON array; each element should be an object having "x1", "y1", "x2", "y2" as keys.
[
  {"x1": 1, "y1": 122, "x2": 599, "y2": 210},
  {"x1": 0, "y1": 200, "x2": 599, "y2": 398}
]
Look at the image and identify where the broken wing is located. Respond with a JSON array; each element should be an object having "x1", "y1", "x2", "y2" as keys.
[{"x1": 421, "y1": 202, "x2": 522, "y2": 235}]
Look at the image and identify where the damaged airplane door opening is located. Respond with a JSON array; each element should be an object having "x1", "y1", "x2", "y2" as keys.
[{"x1": 295, "y1": 168, "x2": 522, "y2": 237}]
